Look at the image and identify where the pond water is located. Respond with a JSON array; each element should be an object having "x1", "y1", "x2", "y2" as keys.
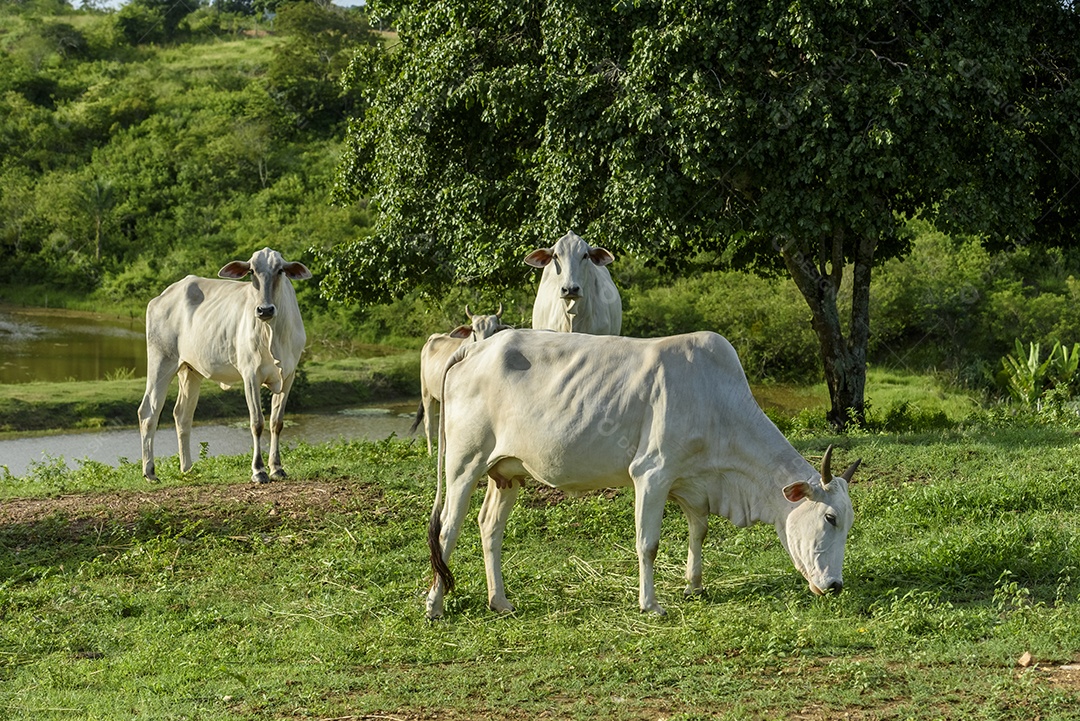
[
  {"x1": 0, "y1": 305, "x2": 147, "y2": 384},
  {"x1": 0, "y1": 400, "x2": 423, "y2": 478}
]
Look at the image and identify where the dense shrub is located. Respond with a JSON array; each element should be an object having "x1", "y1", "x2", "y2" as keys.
[
  {"x1": 623, "y1": 271, "x2": 820, "y2": 382},
  {"x1": 869, "y1": 220, "x2": 1080, "y2": 388}
]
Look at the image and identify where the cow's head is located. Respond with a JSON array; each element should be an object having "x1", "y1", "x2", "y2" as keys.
[
  {"x1": 219, "y1": 247, "x2": 311, "y2": 321},
  {"x1": 524, "y1": 231, "x2": 614, "y2": 314},
  {"x1": 449, "y1": 304, "x2": 512, "y2": 341},
  {"x1": 778, "y1": 445, "x2": 858, "y2": 596}
]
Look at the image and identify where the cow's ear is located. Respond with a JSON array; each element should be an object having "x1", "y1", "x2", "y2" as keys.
[
  {"x1": 588, "y1": 247, "x2": 615, "y2": 267},
  {"x1": 218, "y1": 261, "x2": 251, "y2": 279},
  {"x1": 524, "y1": 248, "x2": 553, "y2": 268},
  {"x1": 783, "y1": 480, "x2": 816, "y2": 503},
  {"x1": 449, "y1": 325, "x2": 473, "y2": 339},
  {"x1": 283, "y1": 261, "x2": 312, "y2": 280}
]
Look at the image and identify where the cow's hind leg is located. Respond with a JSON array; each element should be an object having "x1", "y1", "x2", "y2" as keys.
[
  {"x1": 426, "y1": 455, "x2": 486, "y2": 620},
  {"x1": 267, "y1": 372, "x2": 296, "y2": 481},
  {"x1": 173, "y1": 365, "x2": 203, "y2": 473},
  {"x1": 138, "y1": 353, "x2": 179, "y2": 481},
  {"x1": 243, "y1": 377, "x2": 269, "y2": 484},
  {"x1": 422, "y1": 398, "x2": 435, "y2": 456},
  {"x1": 478, "y1": 475, "x2": 521, "y2": 613}
]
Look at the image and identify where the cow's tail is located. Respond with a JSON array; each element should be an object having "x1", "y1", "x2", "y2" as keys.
[
  {"x1": 409, "y1": 401, "x2": 424, "y2": 435},
  {"x1": 429, "y1": 343, "x2": 471, "y2": 595}
]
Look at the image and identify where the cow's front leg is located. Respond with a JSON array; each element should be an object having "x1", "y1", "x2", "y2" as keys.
[
  {"x1": 139, "y1": 355, "x2": 180, "y2": 481},
  {"x1": 478, "y1": 476, "x2": 520, "y2": 613},
  {"x1": 243, "y1": 378, "x2": 269, "y2": 484},
  {"x1": 267, "y1": 372, "x2": 296, "y2": 481},
  {"x1": 632, "y1": 475, "x2": 669, "y2": 615},
  {"x1": 673, "y1": 496, "x2": 709, "y2": 597}
]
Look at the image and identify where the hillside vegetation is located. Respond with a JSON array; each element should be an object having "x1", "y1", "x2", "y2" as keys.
[{"x1": 4, "y1": 1, "x2": 1080, "y2": 404}]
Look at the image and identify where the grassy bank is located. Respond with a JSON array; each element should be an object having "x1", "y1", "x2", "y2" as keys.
[
  {"x1": 0, "y1": 364, "x2": 972, "y2": 436},
  {"x1": 0, "y1": 428, "x2": 1078, "y2": 719},
  {"x1": 0, "y1": 354, "x2": 420, "y2": 434}
]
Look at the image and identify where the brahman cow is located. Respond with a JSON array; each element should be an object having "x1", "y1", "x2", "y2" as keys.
[
  {"x1": 138, "y1": 247, "x2": 311, "y2": 484},
  {"x1": 426, "y1": 329, "x2": 858, "y2": 618},
  {"x1": 525, "y1": 231, "x2": 622, "y2": 335},
  {"x1": 410, "y1": 305, "x2": 512, "y2": 454}
]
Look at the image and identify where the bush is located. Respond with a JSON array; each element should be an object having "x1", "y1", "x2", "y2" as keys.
[{"x1": 623, "y1": 270, "x2": 820, "y2": 382}]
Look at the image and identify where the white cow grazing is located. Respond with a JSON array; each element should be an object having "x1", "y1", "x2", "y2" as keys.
[
  {"x1": 525, "y1": 231, "x2": 622, "y2": 334},
  {"x1": 138, "y1": 247, "x2": 311, "y2": 484},
  {"x1": 426, "y1": 329, "x2": 859, "y2": 619},
  {"x1": 411, "y1": 305, "x2": 512, "y2": 454}
]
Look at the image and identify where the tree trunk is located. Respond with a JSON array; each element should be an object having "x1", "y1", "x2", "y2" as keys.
[{"x1": 779, "y1": 232, "x2": 877, "y2": 431}]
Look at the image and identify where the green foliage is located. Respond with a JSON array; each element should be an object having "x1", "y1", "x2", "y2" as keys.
[
  {"x1": 998, "y1": 340, "x2": 1080, "y2": 410},
  {"x1": 265, "y1": 2, "x2": 374, "y2": 131},
  {"x1": 623, "y1": 270, "x2": 819, "y2": 382},
  {"x1": 332, "y1": 0, "x2": 1079, "y2": 305},
  {"x1": 869, "y1": 220, "x2": 1080, "y2": 386},
  {"x1": 0, "y1": 3, "x2": 380, "y2": 328}
]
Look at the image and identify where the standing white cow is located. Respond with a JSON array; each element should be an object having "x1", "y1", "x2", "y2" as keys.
[
  {"x1": 525, "y1": 231, "x2": 622, "y2": 334},
  {"x1": 426, "y1": 329, "x2": 859, "y2": 619},
  {"x1": 411, "y1": 305, "x2": 512, "y2": 454},
  {"x1": 138, "y1": 247, "x2": 311, "y2": 484}
]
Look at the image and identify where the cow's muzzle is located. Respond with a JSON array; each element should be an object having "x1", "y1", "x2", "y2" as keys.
[
  {"x1": 809, "y1": 580, "x2": 843, "y2": 596},
  {"x1": 256, "y1": 304, "x2": 276, "y2": 320}
]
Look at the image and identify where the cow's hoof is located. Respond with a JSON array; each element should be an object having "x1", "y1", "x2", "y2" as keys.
[
  {"x1": 683, "y1": 586, "x2": 704, "y2": 598},
  {"x1": 252, "y1": 472, "x2": 272, "y2": 484},
  {"x1": 144, "y1": 472, "x2": 159, "y2": 483},
  {"x1": 269, "y1": 469, "x2": 288, "y2": 481},
  {"x1": 640, "y1": 604, "x2": 667, "y2": 616},
  {"x1": 488, "y1": 600, "x2": 516, "y2": 614}
]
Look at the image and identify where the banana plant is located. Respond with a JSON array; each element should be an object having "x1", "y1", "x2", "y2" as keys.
[
  {"x1": 1050, "y1": 342, "x2": 1080, "y2": 396},
  {"x1": 1001, "y1": 340, "x2": 1054, "y2": 407}
]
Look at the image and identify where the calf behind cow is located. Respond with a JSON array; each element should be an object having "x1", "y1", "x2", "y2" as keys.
[
  {"x1": 525, "y1": 231, "x2": 622, "y2": 335},
  {"x1": 427, "y1": 329, "x2": 859, "y2": 619},
  {"x1": 138, "y1": 247, "x2": 311, "y2": 484},
  {"x1": 411, "y1": 305, "x2": 511, "y2": 453}
]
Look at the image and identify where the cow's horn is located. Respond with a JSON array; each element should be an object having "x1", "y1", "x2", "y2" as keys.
[
  {"x1": 820, "y1": 444, "x2": 834, "y2": 486},
  {"x1": 465, "y1": 304, "x2": 474, "y2": 320},
  {"x1": 496, "y1": 302, "x2": 503, "y2": 318},
  {"x1": 841, "y1": 458, "x2": 862, "y2": 482}
]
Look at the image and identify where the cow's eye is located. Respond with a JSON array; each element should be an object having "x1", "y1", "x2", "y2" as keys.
[
  {"x1": 825, "y1": 513, "x2": 837, "y2": 528},
  {"x1": 251, "y1": 276, "x2": 260, "y2": 290}
]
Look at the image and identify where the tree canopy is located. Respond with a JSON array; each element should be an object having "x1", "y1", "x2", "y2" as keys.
[{"x1": 329, "y1": 0, "x2": 1080, "y2": 426}]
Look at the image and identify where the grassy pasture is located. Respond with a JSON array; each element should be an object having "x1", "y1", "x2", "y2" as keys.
[{"x1": 1, "y1": 426, "x2": 1079, "y2": 719}]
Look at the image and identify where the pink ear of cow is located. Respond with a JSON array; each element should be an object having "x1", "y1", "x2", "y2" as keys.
[
  {"x1": 218, "y1": 261, "x2": 251, "y2": 279},
  {"x1": 449, "y1": 325, "x2": 472, "y2": 339},
  {"x1": 524, "y1": 248, "x2": 554, "y2": 268},
  {"x1": 588, "y1": 247, "x2": 615, "y2": 267},
  {"x1": 783, "y1": 480, "x2": 813, "y2": 503},
  {"x1": 283, "y1": 261, "x2": 312, "y2": 280}
]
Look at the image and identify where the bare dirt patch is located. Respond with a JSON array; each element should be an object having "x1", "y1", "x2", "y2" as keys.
[
  {"x1": 0, "y1": 479, "x2": 383, "y2": 538},
  {"x1": 1043, "y1": 662, "x2": 1080, "y2": 693}
]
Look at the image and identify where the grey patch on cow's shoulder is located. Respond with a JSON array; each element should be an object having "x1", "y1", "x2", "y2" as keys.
[
  {"x1": 185, "y1": 283, "x2": 205, "y2": 308},
  {"x1": 502, "y1": 350, "x2": 532, "y2": 372}
]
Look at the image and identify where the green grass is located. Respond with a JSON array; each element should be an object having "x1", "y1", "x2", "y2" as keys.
[
  {"x1": 1, "y1": 426, "x2": 1078, "y2": 719},
  {"x1": 755, "y1": 367, "x2": 980, "y2": 419}
]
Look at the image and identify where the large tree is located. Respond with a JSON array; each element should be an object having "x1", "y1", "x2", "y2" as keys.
[{"x1": 329, "y1": 0, "x2": 1079, "y2": 429}]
